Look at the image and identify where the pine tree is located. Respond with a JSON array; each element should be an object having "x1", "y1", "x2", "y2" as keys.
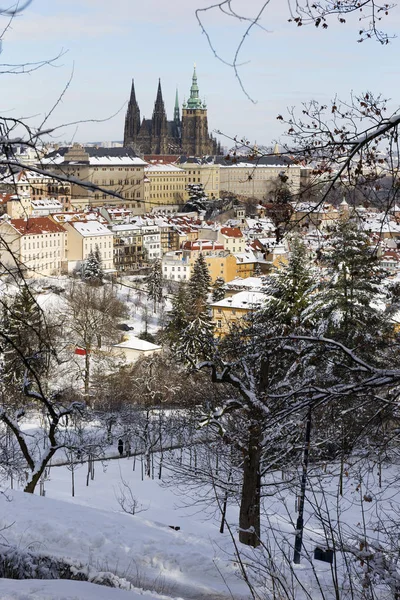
[
  {"x1": 305, "y1": 220, "x2": 387, "y2": 351},
  {"x1": 257, "y1": 235, "x2": 315, "y2": 331},
  {"x1": 94, "y1": 245, "x2": 104, "y2": 280},
  {"x1": 185, "y1": 183, "x2": 209, "y2": 212},
  {"x1": 83, "y1": 247, "x2": 103, "y2": 285},
  {"x1": 145, "y1": 259, "x2": 163, "y2": 312},
  {"x1": 253, "y1": 263, "x2": 262, "y2": 277},
  {"x1": 188, "y1": 254, "x2": 212, "y2": 318},
  {"x1": 167, "y1": 256, "x2": 214, "y2": 364},
  {"x1": 176, "y1": 311, "x2": 215, "y2": 365},
  {"x1": 212, "y1": 277, "x2": 225, "y2": 302},
  {"x1": 164, "y1": 283, "x2": 191, "y2": 346},
  {"x1": 2, "y1": 286, "x2": 48, "y2": 385}
]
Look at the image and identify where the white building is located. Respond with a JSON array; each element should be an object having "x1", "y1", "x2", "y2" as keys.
[
  {"x1": 141, "y1": 225, "x2": 162, "y2": 261},
  {"x1": 162, "y1": 251, "x2": 192, "y2": 281},
  {"x1": 218, "y1": 226, "x2": 246, "y2": 254}
]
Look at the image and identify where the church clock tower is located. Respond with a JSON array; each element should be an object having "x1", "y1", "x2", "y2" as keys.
[{"x1": 181, "y1": 66, "x2": 213, "y2": 156}]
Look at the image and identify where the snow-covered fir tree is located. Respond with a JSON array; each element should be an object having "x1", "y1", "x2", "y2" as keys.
[
  {"x1": 212, "y1": 277, "x2": 225, "y2": 302},
  {"x1": 163, "y1": 282, "x2": 190, "y2": 346},
  {"x1": 185, "y1": 183, "x2": 209, "y2": 212},
  {"x1": 257, "y1": 234, "x2": 315, "y2": 331},
  {"x1": 83, "y1": 246, "x2": 104, "y2": 285},
  {"x1": 2, "y1": 285, "x2": 48, "y2": 386},
  {"x1": 145, "y1": 259, "x2": 163, "y2": 312},
  {"x1": 169, "y1": 255, "x2": 214, "y2": 363},
  {"x1": 304, "y1": 219, "x2": 388, "y2": 352},
  {"x1": 188, "y1": 253, "x2": 211, "y2": 317}
]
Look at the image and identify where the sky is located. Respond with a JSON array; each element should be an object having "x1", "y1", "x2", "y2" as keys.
[{"x1": 2, "y1": 0, "x2": 400, "y2": 149}]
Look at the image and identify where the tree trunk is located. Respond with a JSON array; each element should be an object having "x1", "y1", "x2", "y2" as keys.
[
  {"x1": 239, "y1": 422, "x2": 262, "y2": 547},
  {"x1": 84, "y1": 350, "x2": 90, "y2": 400}
]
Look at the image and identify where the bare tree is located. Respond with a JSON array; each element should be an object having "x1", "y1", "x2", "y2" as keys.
[{"x1": 62, "y1": 282, "x2": 127, "y2": 399}]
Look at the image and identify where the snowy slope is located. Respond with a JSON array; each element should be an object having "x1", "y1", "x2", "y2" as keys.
[
  {"x1": 0, "y1": 488, "x2": 247, "y2": 600},
  {"x1": 0, "y1": 578, "x2": 174, "y2": 600}
]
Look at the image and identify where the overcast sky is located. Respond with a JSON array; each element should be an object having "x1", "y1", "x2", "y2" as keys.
[{"x1": 2, "y1": 0, "x2": 400, "y2": 149}]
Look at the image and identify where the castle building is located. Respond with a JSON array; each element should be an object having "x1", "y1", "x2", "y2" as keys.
[{"x1": 123, "y1": 67, "x2": 220, "y2": 157}]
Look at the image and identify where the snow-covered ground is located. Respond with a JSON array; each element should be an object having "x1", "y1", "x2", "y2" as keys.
[
  {"x1": 0, "y1": 454, "x2": 249, "y2": 600},
  {"x1": 1, "y1": 579, "x2": 172, "y2": 600}
]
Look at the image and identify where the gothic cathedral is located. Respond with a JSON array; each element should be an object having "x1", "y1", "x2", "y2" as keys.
[{"x1": 123, "y1": 67, "x2": 220, "y2": 156}]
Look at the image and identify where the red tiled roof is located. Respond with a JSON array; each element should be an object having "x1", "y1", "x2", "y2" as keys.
[
  {"x1": 182, "y1": 240, "x2": 224, "y2": 251},
  {"x1": 0, "y1": 193, "x2": 13, "y2": 205},
  {"x1": 9, "y1": 217, "x2": 66, "y2": 236},
  {"x1": 250, "y1": 239, "x2": 265, "y2": 251},
  {"x1": 221, "y1": 227, "x2": 243, "y2": 238}
]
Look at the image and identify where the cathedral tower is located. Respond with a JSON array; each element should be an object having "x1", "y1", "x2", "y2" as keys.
[
  {"x1": 181, "y1": 66, "x2": 214, "y2": 156},
  {"x1": 151, "y1": 79, "x2": 168, "y2": 154},
  {"x1": 123, "y1": 79, "x2": 140, "y2": 147}
]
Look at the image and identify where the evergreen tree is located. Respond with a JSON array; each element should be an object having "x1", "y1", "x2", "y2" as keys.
[
  {"x1": 83, "y1": 247, "x2": 103, "y2": 285},
  {"x1": 188, "y1": 254, "x2": 212, "y2": 318},
  {"x1": 163, "y1": 283, "x2": 191, "y2": 346},
  {"x1": 212, "y1": 277, "x2": 225, "y2": 302},
  {"x1": 253, "y1": 263, "x2": 262, "y2": 277},
  {"x1": 166, "y1": 257, "x2": 214, "y2": 364},
  {"x1": 184, "y1": 183, "x2": 209, "y2": 212},
  {"x1": 2, "y1": 286, "x2": 48, "y2": 385},
  {"x1": 257, "y1": 235, "x2": 315, "y2": 331},
  {"x1": 145, "y1": 259, "x2": 163, "y2": 312},
  {"x1": 305, "y1": 220, "x2": 387, "y2": 351},
  {"x1": 175, "y1": 311, "x2": 215, "y2": 365},
  {"x1": 94, "y1": 245, "x2": 104, "y2": 279}
]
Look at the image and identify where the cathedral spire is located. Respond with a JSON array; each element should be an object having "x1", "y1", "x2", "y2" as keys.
[
  {"x1": 154, "y1": 78, "x2": 164, "y2": 110},
  {"x1": 174, "y1": 88, "x2": 180, "y2": 124},
  {"x1": 151, "y1": 79, "x2": 168, "y2": 152},
  {"x1": 123, "y1": 78, "x2": 141, "y2": 147},
  {"x1": 187, "y1": 64, "x2": 203, "y2": 110}
]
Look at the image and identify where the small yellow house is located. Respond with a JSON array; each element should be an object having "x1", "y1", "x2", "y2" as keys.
[{"x1": 210, "y1": 291, "x2": 266, "y2": 336}]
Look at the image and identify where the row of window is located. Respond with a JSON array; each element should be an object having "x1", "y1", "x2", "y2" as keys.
[
  {"x1": 26, "y1": 251, "x2": 61, "y2": 260},
  {"x1": 164, "y1": 265, "x2": 188, "y2": 272},
  {"x1": 93, "y1": 167, "x2": 142, "y2": 172},
  {"x1": 23, "y1": 239, "x2": 62, "y2": 250}
]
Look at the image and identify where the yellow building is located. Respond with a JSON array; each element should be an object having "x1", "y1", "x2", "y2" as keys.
[
  {"x1": 211, "y1": 291, "x2": 266, "y2": 336},
  {"x1": 1, "y1": 169, "x2": 72, "y2": 210},
  {"x1": 144, "y1": 163, "x2": 188, "y2": 211},
  {"x1": 162, "y1": 250, "x2": 237, "y2": 283},
  {"x1": 178, "y1": 160, "x2": 220, "y2": 198},
  {"x1": 41, "y1": 144, "x2": 147, "y2": 211},
  {"x1": 62, "y1": 219, "x2": 115, "y2": 273},
  {"x1": 204, "y1": 252, "x2": 238, "y2": 283}
]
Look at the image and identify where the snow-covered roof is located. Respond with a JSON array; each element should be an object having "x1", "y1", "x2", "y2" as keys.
[
  {"x1": 111, "y1": 224, "x2": 142, "y2": 233},
  {"x1": 31, "y1": 199, "x2": 63, "y2": 209},
  {"x1": 145, "y1": 164, "x2": 185, "y2": 173},
  {"x1": 113, "y1": 337, "x2": 161, "y2": 351},
  {"x1": 224, "y1": 277, "x2": 265, "y2": 291},
  {"x1": 211, "y1": 291, "x2": 266, "y2": 310},
  {"x1": 235, "y1": 251, "x2": 257, "y2": 263},
  {"x1": 71, "y1": 221, "x2": 112, "y2": 237},
  {"x1": 42, "y1": 154, "x2": 147, "y2": 167}
]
